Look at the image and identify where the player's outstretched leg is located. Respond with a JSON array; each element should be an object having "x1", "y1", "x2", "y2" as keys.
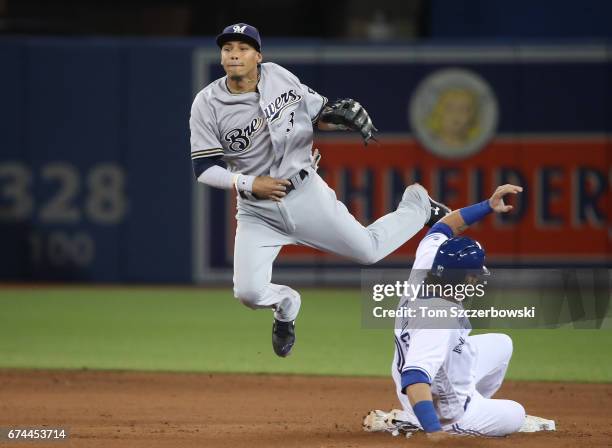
[{"x1": 289, "y1": 174, "x2": 447, "y2": 264}]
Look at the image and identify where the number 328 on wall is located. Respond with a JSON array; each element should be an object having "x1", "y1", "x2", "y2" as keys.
[{"x1": 0, "y1": 162, "x2": 127, "y2": 224}]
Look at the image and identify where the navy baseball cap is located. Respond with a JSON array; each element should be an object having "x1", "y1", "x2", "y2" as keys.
[{"x1": 216, "y1": 23, "x2": 261, "y2": 52}]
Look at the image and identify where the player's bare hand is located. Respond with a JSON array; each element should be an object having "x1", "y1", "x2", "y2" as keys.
[
  {"x1": 311, "y1": 148, "x2": 321, "y2": 171},
  {"x1": 252, "y1": 176, "x2": 291, "y2": 202},
  {"x1": 425, "y1": 431, "x2": 453, "y2": 441},
  {"x1": 488, "y1": 184, "x2": 523, "y2": 213}
]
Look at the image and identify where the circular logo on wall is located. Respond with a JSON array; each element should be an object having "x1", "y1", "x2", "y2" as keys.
[{"x1": 409, "y1": 68, "x2": 499, "y2": 159}]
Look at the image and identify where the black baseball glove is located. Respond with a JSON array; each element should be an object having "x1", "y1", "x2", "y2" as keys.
[{"x1": 319, "y1": 98, "x2": 378, "y2": 145}]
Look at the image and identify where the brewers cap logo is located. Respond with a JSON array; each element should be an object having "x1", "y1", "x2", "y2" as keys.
[
  {"x1": 232, "y1": 25, "x2": 247, "y2": 33},
  {"x1": 409, "y1": 68, "x2": 499, "y2": 159}
]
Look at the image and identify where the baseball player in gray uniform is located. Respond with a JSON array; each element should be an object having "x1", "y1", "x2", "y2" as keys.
[{"x1": 190, "y1": 23, "x2": 450, "y2": 357}]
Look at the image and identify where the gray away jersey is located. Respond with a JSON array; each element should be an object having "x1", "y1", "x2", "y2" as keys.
[{"x1": 190, "y1": 62, "x2": 327, "y2": 179}]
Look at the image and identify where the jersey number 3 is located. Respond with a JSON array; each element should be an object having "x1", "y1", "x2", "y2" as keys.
[{"x1": 286, "y1": 112, "x2": 295, "y2": 133}]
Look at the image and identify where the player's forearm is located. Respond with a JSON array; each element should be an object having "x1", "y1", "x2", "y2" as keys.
[
  {"x1": 435, "y1": 184, "x2": 522, "y2": 235},
  {"x1": 197, "y1": 165, "x2": 255, "y2": 192},
  {"x1": 406, "y1": 382, "x2": 433, "y2": 405},
  {"x1": 405, "y1": 383, "x2": 443, "y2": 433},
  {"x1": 438, "y1": 200, "x2": 493, "y2": 236},
  {"x1": 437, "y1": 210, "x2": 467, "y2": 236}
]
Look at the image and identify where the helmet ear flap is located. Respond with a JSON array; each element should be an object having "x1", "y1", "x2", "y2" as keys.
[{"x1": 432, "y1": 264, "x2": 445, "y2": 277}]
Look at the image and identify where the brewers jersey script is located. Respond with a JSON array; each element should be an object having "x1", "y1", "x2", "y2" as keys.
[
  {"x1": 190, "y1": 62, "x2": 327, "y2": 179},
  {"x1": 393, "y1": 231, "x2": 477, "y2": 425}
]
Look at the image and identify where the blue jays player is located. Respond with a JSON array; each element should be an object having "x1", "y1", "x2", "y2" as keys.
[
  {"x1": 363, "y1": 184, "x2": 557, "y2": 438},
  {"x1": 190, "y1": 23, "x2": 450, "y2": 357}
]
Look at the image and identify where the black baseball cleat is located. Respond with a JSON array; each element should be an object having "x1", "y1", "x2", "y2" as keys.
[
  {"x1": 425, "y1": 196, "x2": 451, "y2": 227},
  {"x1": 272, "y1": 319, "x2": 295, "y2": 357}
]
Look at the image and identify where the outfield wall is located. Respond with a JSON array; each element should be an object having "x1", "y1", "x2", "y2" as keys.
[{"x1": 0, "y1": 39, "x2": 610, "y2": 283}]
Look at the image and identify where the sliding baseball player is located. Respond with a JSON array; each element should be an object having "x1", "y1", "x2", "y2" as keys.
[{"x1": 363, "y1": 185, "x2": 556, "y2": 438}]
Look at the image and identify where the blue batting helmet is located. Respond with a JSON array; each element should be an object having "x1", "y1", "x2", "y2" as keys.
[{"x1": 431, "y1": 236, "x2": 489, "y2": 281}]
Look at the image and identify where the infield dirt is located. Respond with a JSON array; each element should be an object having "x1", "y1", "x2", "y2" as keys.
[{"x1": 0, "y1": 370, "x2": 610, "y2": 447}]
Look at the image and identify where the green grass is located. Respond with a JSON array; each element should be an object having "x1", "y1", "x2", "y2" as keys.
[{"x1": 0, "y1": 287, "x2": 610, "y2": 381}]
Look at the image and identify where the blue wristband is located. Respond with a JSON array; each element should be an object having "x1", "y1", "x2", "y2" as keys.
[
  {"x1": 459, "y1": 200, "x2": 493, "y2": 225},
  {"x1": 413, "y1": 400, "x2": 442, "y2": 433}
]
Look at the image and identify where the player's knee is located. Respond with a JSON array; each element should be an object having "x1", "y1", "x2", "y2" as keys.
[
  {"x1": 352, "y1": 249, "x2": 378, "y2": 266},
  {"x1": 233, "y1": 284, "x2": 264, "y2": 309},
  {"x1": 348, "y1": 240, "x2": 379, "y2": 265},
  {"x1": 497, "y1": 333, "x2": 513, "y2": 361}
]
